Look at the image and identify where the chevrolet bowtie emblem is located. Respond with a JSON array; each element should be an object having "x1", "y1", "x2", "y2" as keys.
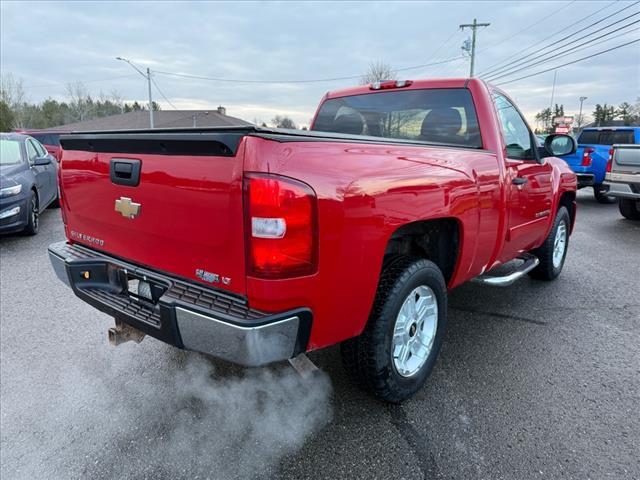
[{"x1": 115, "y1": 197, "x2": 141, "y2": 219}]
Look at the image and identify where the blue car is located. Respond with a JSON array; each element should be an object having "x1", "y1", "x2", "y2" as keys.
[
  {"x1": 0, "y1": 133, "x2": 59, "y2": 235},
  {"x1": 562, "y1": 126, "x2": 640, "y2": 203}
]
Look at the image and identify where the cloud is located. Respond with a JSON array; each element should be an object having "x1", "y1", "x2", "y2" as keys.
[{"x1": 1, "y1": 0, "x2": 637, "y2": 126}]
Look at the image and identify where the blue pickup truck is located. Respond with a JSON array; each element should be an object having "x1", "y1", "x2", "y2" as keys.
[{"x1": 563, "y1": 126, "x2": 640, "y2": 203}]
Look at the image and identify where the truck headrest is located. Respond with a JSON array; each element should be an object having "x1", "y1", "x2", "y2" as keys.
[
  {"x1": 333, "y1": 113, "x2": 364, "y2": 136},
  {"x1": 420, "y1": 108, "x2": 463, "y2": 143}
]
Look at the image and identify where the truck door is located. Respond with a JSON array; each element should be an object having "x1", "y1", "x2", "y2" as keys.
[{"x1": 492, "y1": 92, "x2": 553, "y2": 260}]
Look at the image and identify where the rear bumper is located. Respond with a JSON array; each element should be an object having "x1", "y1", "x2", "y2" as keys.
[
  {"x1": 48, "y1": 241, "x2": 312, "y2": 367},
  {"x1": 604, "y1": 175, "x2": 640, "y2": 200},
  {"x1": 575, "y1": 173, "x2": 595, "y2": 188}
]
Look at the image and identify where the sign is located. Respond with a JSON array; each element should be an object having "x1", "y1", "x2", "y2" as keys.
[
  {"x1": 555, "y1": 126, "x2": 571, "y2": 134},
  {"x1": 553, "y1": 116, "x2": 574, "y2": 125}
]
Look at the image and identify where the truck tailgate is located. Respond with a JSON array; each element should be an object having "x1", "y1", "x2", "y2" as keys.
[{"x1": 59, "y1": 131, "x2": 248, "y2": 295}]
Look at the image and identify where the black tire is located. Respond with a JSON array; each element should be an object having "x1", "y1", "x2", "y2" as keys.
[
  {"x1": 619, "y1": 198, "x2": 640, "y2": 220},
  {"x1": 23, "y1": 191, "x2": 39, "y2": 236},
  {"x1": 340, "y1": 257, "x2": 447, "y2": 403},
  {"x1": 593, "y1": 184, "x2": 617, "y2": 204},
  {"x1": 528, "y1": 206, "x2": 570, "y2": 280}
]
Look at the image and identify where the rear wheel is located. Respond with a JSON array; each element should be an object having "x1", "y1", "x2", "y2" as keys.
[
  {"x1": 528, "y1": 206, "x2": 570, "y2": 280},
  {"x1": 341, "y1": 257, "x2": 447, "y2": 403},
  {"x1": 619, "y1": 198, "x2": 640, "y2": 220},
  {"x1": 593, "y1": 184, "x2": 617, "y2": 204},
  {"x1": 23, "y1": 191, "x2": 39, "y2": 236}
]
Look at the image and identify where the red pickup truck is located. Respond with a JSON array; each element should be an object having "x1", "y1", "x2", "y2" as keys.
[{"x1": 49, "y1": 78, "x2": 577, "y2": 402}]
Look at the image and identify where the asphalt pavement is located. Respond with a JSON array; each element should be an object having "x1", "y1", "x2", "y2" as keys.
[{"x1": 1, "y1": 189, "x2": 638, "y2": 479}]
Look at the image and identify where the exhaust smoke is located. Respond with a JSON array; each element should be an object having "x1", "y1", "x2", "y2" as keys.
[{"x1": 1, "y1": 340, "x2": 333, "y2": 479}]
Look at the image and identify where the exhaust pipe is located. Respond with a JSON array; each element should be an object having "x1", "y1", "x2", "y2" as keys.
[
  {"x1": 288, "y1": 353, "x2": 319, "y2": 379},
  {"x1": 108, "y1": 321, "x2": 146, "y2": 347}
]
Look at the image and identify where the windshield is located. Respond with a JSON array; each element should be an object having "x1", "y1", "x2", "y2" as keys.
[
  {"x1": 312, "y1": 88, "x2": 482, "y2": 148},
  {"x1": 30, "y1": 134, "x2": 61, "y2": 146},
  {"x1": 0, "y1": 139, "x2": 23, "y2": 165},
  {"x1": 578, "y1": 129, "x2": 635, "y2": 145}
]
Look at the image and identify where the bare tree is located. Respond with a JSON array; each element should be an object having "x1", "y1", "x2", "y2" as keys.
[
  {"x1": 109, "y1": 89, "x2": 125, "y2": 113},
  {"x1": 66, "y1": 81, "x2": 92, "y2": 122},
  {"x1": 272, "y1": 115, "x2": 297, "y2": 129},
  {"x1": 360, "y1": 60, "x2": 395, "y2": 85},
  {"x1": 0, "y1": 73, "x2": 26, "y2": 128}
]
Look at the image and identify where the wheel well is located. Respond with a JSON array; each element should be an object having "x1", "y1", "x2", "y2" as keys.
[
  {"x1": 559, "y1": 191, "x2": 576, "y2": 227},
  {"x1": 31, "y1": 186, "x2": 39, "y2": 205},
  {"x1": 384, "y1": 218, "x2": 460, "y2": 284}
]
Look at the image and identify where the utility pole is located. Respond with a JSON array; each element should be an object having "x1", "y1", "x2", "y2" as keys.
[
  {"x1": 548, "y1": 70, "x2": 558, "y2": 132},
  {"x1": 578, "y1": 96, "x2": 588, "y2": 128},
  {"x1": 460, "y1": 18, "x2": 490, "y2": 77},
  {"x1": 116, "y1": 57, "x2": 154, "y2": 128}
]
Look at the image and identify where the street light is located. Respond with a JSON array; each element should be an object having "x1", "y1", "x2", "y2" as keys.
[
  {"x1": 578, "y1": 96, "x2": 588, "y2": 129},
  {"x1": 116, "y1": 57, "x2": 154, "y2": 128}
]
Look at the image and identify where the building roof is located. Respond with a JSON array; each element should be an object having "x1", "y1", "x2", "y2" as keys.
[{"x1": 50, "y1": 109, "x2": 252, "y2": 132}]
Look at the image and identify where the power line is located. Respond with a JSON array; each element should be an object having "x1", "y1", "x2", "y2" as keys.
[
  {"x1": 494, "y1": 38, "x2": 640, "y2": 86},
  {"x1": 486, "y1": 17, "x2": 640, "y2": 82},
  {"x1": 484, "y1": 9, "x2": 640, "y2": 81},
  {"x1": 476, "y1": 0, "x2": 577, "y2": 55},
  {"x1": 151, "y1": 76, "x2": 178, "y2": 110},
  {"x1": 153, "y1": 55, "x2": 465, "y2": 85},
  {"x1": 478, "y1": 0, "x2": 627, "y2": 76}
]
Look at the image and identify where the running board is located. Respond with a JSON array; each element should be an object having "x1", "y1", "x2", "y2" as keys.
[{"x1": 472, "y1": 254, "x2": 540, "y2": 287}]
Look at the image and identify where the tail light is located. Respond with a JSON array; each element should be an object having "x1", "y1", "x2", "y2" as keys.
[
  {"x1": 244, "y1": 173, "x2": 318, "y2": 279},
  {"x1": 606, "y1": 148, "x2": 614, "y2": 173},
  {"x1": 581, "y1": 147, "x2": 594, "y2": 167},
  {"x1": 370, "y1": 80, "x2": 413, "y2": 90}
]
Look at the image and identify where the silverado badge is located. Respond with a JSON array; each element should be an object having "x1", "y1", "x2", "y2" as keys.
[{"x1": 115, "y1": 197, "x2": 141, "y2": 219}]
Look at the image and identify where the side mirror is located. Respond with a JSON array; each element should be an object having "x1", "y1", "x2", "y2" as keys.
[
  {"x1": 33, "y1": 155, "x2": 52, "y2": 166},
  {"x1": 544, "y1": 134, "x2": 576, "y2": 157}
]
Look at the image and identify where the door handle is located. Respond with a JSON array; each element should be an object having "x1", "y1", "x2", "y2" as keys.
[
  {"x1": 110, "y1": 159, "x2": 141, "y2": 186},
  {"x1": 512, "y1": 177, "x2": 528, "y2": 185}
]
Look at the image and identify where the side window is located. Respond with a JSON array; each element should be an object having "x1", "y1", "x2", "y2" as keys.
[
  {"x1": 492, "y1": 92, "x2": 535, "y2": 160},
  {"x1": 32, "y1": 139, "x2": 47, "y2": 157},
  {"x1": 33, "y1": 141, "x2": 48, "y2": 157},
  {"x1": 26, "y1": 140, "x2": 39, "y2": 163}
]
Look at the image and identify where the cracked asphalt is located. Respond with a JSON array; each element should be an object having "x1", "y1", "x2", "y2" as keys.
[{"x1": 1, "y1": 188, "x2": 639, "y2": 479}]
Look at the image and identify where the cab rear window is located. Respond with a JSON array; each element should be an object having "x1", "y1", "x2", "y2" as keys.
[
  {"x1": 578, "y1": 130, "x2": 635, "y2": 145},
  {"x1": 312, "y1": 88, "x2": 482, "y2": 148}
]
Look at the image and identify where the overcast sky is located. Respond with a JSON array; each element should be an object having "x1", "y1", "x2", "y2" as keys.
[{"x1": 1, "y1": 0, "x2": 638, "y2": 127}]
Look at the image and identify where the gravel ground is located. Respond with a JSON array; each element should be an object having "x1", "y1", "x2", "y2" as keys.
[{"x1": 1, "y1": 188, "x2": 638, "y2": 479}]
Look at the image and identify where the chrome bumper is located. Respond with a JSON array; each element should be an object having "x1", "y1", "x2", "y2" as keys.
[
  {"x1": 48, "y1": 241, "x2": 311, "y2": 367},
  {"x1": 604, "y1": 173, "x2": 640, "y2": 200}
]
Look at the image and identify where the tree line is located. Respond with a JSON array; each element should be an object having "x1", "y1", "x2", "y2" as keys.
[
  {"x1": 534, "y1": 99, "x2": 639, "y2": 133},
  {"x1": 0, "y1": 74, "x2": 160, "y2": 132}
]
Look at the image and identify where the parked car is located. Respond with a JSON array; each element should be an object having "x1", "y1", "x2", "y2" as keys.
[
  {"x1": 562, "y1": 126, "x2": 640, "y2": 203},
  {"x1": 604, "y1": 143, "x2": 640, "y2": 220},
  {"x1": 48, "y1": 78, "x2": 577, "y2": 402},
  {"x1": 0, "y1": 133, "x2": 59, "y2": 235},
  {"x1": 15, "y1": 129, "x2": 67, "y2": 162}
]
